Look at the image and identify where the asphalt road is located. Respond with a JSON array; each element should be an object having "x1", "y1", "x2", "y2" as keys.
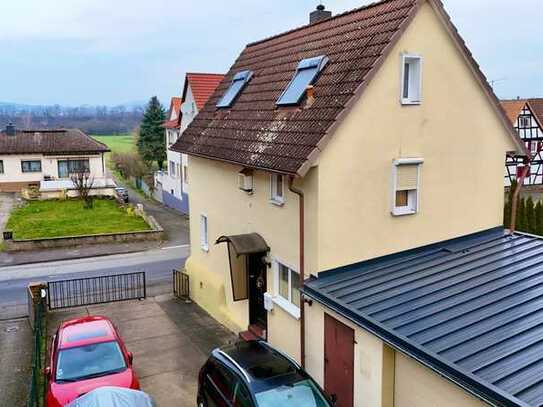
[{"x1": 0, "y1": 245, "x2": 189, "y2": 319}]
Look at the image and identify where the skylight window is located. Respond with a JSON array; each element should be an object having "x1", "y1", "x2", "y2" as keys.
[
  {"x1": 276, "y1": 55, "x2": 329, "y2": 106},
  {"x1": 216, "y1": 70, "x2": 253, "y2": 108}
]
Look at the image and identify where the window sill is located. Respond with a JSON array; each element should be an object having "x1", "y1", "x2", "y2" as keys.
[
  {"x1": 401, "y1": 99, "x2": 421, "y2": 106},
  {"x1": 392, "y1": 208, "x2": 417, "y2": 216},
  {"x1": 269, "y1": 199, "x2": 285, "y2": 207},
  {"x1": 272, "y1": 296, "x2": 300, "y2": 319}
]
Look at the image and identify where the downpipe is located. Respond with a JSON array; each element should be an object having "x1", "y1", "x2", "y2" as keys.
[{"x1": 289, "y1": 176, "x2": 306, "y2": 368}]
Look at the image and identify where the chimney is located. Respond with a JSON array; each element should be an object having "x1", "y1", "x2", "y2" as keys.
[
  {"x1": 310, "y1": 4, "x2": 332, "y2": 24},
  {"x1": 5, "y1": 123, "x2": 16, "y2": 136},
  {"x1": 305, "y1": 85, "x2": 315, "y2": 108}
]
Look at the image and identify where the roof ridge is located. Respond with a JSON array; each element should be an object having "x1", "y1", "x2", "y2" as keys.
[
  {"x1": 186, "y1": 72, "x2": 225, "y2": 77},
  {"x1": 247, "y1": 0, "x2": 408, "y2": 48}
]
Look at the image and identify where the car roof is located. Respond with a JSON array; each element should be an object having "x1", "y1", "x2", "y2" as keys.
[
  {"x1": 58, "y1": 316, "x2": 117, "y2": 349},
  {"x1": 213, "y1": 341, "x2": 304, "y2": 392}
]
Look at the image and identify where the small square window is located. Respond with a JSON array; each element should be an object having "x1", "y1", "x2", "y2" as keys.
[
  {"x1": 401, "y1": 55, "x2": 422, "y2": 105},
  {"x1": 200, "y1": 214, "x2": 209, "y2": 251},
  {"x1": 393, "y1": 159, "x2": 423, "y2": 216},
  {"x1": 270, "y1": 174, "x2": 284, "y2": 205}
]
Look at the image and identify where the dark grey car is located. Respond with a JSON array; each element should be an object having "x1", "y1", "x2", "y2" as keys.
[{"x1": 115, "y1": 187, "x2": 129, "y2": 203}]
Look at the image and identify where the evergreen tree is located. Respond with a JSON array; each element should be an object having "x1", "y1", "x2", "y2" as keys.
[
  {"x1": 517, "y1": 197, "x2": 526, "y2": 233},
  {"x1": 505, "y1": 181, "x2": 517, "y2": 230},
  {"x1": 536, "y1": 201, "x2": 543, "y2": 236},
  {"x1": 138, "y1": 96, "x2": 166, "y2": 170},
  {"x1": 526, "y1": 197, "x2": 536, "y2": 234}
]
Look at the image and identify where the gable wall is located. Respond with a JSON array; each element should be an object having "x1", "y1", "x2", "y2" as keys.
[{"x1": 314, "y1": 0, "x2": 516, "y2": 272}]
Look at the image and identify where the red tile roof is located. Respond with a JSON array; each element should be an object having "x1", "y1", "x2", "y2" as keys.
[
  {"x1": 0, "y1": 129, "x2": 109, "y2": 155},
  {"x1": 172, "y1": 0, "x2": 525, "y2": 175},
  {"x1": 185, "y1": 73, "x2": 225, "y2": 111},
  {"x1": 529, "y1": 98, "x2": 543, "y2": 127},
  {"x1": 501, "y1": 100, "x2": 527, "y2": 124},
  {"x1": 162, "y1": 97, "x2": 182, "y2": 129}
]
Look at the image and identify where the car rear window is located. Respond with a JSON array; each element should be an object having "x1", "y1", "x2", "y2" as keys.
[{"x1": 56, "y1": 341, "x2": 126, "y2": 382}]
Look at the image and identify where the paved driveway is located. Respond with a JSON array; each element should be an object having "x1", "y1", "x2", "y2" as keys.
[
  {"x1": 47, "y1": 295, "x2": 236, "y2": 406},
  {"x1": 0, "y1": 193, "x2": 15, "y2": 239}
]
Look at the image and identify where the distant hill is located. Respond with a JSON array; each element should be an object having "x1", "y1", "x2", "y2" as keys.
[{"x1": 0, "y1": 101, "x2": 145, "y2": 135}]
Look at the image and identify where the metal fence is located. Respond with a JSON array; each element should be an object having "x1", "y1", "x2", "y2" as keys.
[
  {"x1": 47, "y1": 272, "x2": 146, "y2": 310},
  {"x1": 27, "y1": 300, "x2": 45, "y2": 407},
  {"x1": 173, "y1": 269, "x2": 190, "y2": 302}
]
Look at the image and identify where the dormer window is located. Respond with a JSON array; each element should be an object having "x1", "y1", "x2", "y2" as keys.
[
  {"x1": 401, "y1": 54, "x2": 422, "y2": 105},
  {"x1": 276, "y1": 55, "x2": 329, "y2": 106},
  {"x1": 217, "y1": 70, "x2": 253, "y2": 108}
]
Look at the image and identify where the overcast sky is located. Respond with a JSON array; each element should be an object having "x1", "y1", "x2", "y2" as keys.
[{"x1": 1, "y1": 0, "x2": 541, "y2": 106}]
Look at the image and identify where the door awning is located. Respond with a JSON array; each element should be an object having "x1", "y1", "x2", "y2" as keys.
[{"x1": 216, "y1": 233, "x2": 269, "y2": 256}]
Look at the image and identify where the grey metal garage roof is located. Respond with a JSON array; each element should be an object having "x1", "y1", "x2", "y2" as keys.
[{"x1": 304, "y1": 228, "x2": 543, "y2": 407}]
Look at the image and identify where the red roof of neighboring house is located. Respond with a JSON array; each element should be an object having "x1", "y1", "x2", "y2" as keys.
[
  {"x1": 529, "y1": 98, "x2": 543, "y2": 127},
  {"x1": 184, "y1": 73, "x2": 225, "y2": 111},
  {"x1": 171, "y1": 0, "x2": 524, "y2": 175},
  {"x1": 501, "y1": 100, "x2": 527, "y2": 124},
  {"x1": 0, "y1": 128, "x2": 109, "y2": 155},
  {"x1": 162, "y1": 97, "x2": 182, "y2": 129}
]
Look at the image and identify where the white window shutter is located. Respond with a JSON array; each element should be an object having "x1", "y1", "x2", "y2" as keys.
[{"x1": 396, "y1": 164, "x2": 418, "y2": 190}]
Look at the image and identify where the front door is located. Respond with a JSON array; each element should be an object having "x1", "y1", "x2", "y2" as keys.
[
  {"x1": 324, "y1": 314, "x2": 354, "y2": 407},
  {"x1": 248, "y1": 253, "x2": 267, "y2": 330}
]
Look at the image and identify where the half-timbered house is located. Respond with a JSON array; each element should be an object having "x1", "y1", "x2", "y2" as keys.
[{"x1": 502, "y1": 99, "x2": 543, "y2": 186}]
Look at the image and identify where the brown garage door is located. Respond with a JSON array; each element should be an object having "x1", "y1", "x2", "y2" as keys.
[{"x1": 324, "y1": 313, "x2": 354, "y2": 407}]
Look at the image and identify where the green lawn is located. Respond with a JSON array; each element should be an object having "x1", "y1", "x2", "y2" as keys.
[
  {"x1": 6, "y1": 199, "x2": 151, "y2": 239},
  {"x1": 91, "y1": 134, "x2": 136, "y2": 154}
]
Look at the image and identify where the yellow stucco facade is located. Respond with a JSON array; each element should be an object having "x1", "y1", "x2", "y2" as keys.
[{"x1": 183, "y1": 0, "x2": 517, "y2": 405}]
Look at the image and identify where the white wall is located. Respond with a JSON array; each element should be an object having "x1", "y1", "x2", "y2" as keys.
[{"x1": 0, "y1": 153, "x2": 104, "y2": 184}]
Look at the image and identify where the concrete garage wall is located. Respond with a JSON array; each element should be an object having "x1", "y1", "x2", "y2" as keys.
[{"x1": 394, "y1": 353, "x2": 489, "y2": 407}]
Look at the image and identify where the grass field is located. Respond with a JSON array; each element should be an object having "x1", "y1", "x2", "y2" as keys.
[
  {"x1": 6, "y1": 199, "x2": 151, "y2": 239},
  {"x1": 91, "y1": 134, "x2": 136, "y2": 154}
]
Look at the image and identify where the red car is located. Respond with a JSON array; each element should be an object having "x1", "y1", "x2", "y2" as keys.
[{"x1": 45, "y1": 316, "x2": 140, "y2": 407}]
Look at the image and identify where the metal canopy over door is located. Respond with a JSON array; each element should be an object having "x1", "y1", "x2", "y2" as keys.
[
  {"x1": 216, "y1": 233, "x2": 270, "y2": 334},
  {"x1": 324, "y1": 313, "x2": 354, "y2": 407}
]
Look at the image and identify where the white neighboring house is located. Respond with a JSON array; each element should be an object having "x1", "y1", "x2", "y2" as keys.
[
  {"x1": 155, "y1": 73, "x2": 224, "y2": 214},
  {"x1": 0, "y1": 124, "x2": 112, "y2": 194}
]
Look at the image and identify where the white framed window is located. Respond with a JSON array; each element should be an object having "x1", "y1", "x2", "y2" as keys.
[
  {"x1": 530, "y1": 141, "x2": 539, "y2": 154},
  {"x1": 270, "y1": 174, "x2": 284, "y2": 205},
  {"x1": 401, "y1": 54, "x2": 422, "y2": 105},
  {"x1": 392, "y1": 158, "x2": 423, "y2": 216},
  {"x1": 0, "y1": 160, "x2": 4, "y2": 174},
  {"x1": 200, "y1": 214, "x2": 209, "y2": 251},
  {"x1": 183, "y1": 165, "x2": 188, "y2": 184},
  {"x1": 169, "y1": 161, "x2": 176, "y2": 177},
  {"x1": 520, "y1": 116, "x2": 531, "y2": 128},
  {"x1": 273, "y1": 260, "x2": 300, "y2": 318}
]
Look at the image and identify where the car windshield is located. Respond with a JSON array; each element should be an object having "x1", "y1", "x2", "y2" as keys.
[
  {"x1": 255, "y1": 379, "x2": 331, "y2": 407},
  {"x1": 56, "y1": 341, "x2": 126, "y2": 382}
]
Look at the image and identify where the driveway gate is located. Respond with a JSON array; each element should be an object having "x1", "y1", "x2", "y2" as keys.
[{"x1": 47, "y1": 272, "x2": 146, "y2": 310}]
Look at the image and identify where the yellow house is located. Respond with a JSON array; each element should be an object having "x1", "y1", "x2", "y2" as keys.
[{"x1": 171, "y1": 0, "x2": 542, "y2": 405}]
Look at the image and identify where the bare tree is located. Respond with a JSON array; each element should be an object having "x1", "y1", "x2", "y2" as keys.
[{"x1": 71, "y1": 171, "x2": 95, "y2": 209}]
